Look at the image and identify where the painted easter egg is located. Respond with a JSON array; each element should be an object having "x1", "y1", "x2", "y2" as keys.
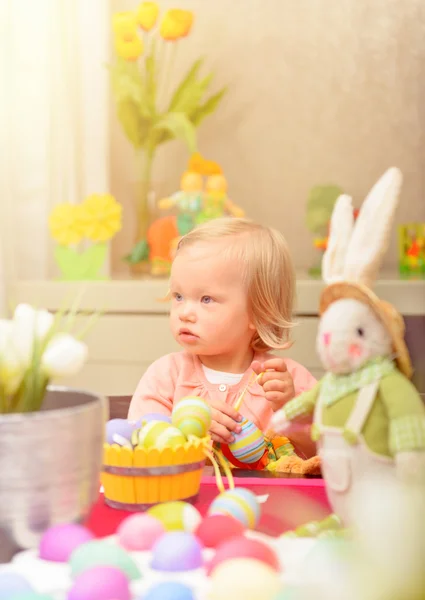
[
  {"x1": 0, "y1": 573, "x2": 33, "y2": 600},
  {"x1": 227, "y1": 418, "x2": 266, "y2": 464},
  {"x1": 106, "y1": 419, "x2": 138, "y2": 447},
  {"x1": 39, "y1": 523, "x2": 95, "y2": 563},
  {"x1": 172, "y1": 396, "x2": 211, "y2": 438},
  {"x1": 195, "y1": 515, "x2": 245, "y2": 548},
  {"x1": 68, "y1": 566, "x2": 130, "y2": 600},
  {"x1": 206, "y1": 536, "x2": 280, "y2": 575},
  {"x1": 147, "y1": 501, "x2": 202, "y2": 532},
  {"x1": 132, "y1": 421, "x2": 186, "y2": 450},
  {"x1": 209, "y1": 558, "x2": 281, "y2": 600},
  {"x1": 208, "y1": 488, "x2": 261, "y2": 529},
  {"x1": 69, "y1": 540, "x2": 141, "y2": 580},
  {"x1": 117, "y1": 514, "x2": 165, "y2": 551},
  {"x1": 151, "y1": 532, "x2": 203, "y2": 571},
  {"x1": 143, "y1": 581, "x2": 194, "y2": 600}
]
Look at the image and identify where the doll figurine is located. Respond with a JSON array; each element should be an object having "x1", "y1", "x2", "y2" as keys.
[{"x1": 272, "y1": 167, "x2": 425, "y2": 529}]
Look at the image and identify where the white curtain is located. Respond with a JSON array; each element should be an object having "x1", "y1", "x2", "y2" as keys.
[{"x1": 0, "y1": 0, "x2": 110, "y2": 307}]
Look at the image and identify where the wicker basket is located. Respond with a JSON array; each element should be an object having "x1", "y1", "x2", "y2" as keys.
[{"x1": 101, "y1": 436, "x2": 209, "y2": 511}]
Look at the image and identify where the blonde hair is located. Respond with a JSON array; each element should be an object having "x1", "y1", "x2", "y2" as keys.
[{"x1": 175, "y1": 217, "x2": 296, "y2": 352}]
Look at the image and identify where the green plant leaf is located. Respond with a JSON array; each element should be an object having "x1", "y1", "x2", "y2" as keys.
[
  {"x1": 189, "y1": 87, "x2": 227, "y2": 127},
  {"x1": 54, "y1": 244, "x2": 107, "y2": 280},
  {"x1": 153, "y1": 112, "x2": 197, "y2": 152},
  {"x1": 170, "y1": 72, "x2": 214, "y2": 116},
  {"x1": 124, "y1": 239, "x2": 149, "y2": 264},
  {"x1": 109, "y1": 58, "x2": 151, "y2": 120},
  {"x1": 117, "y1": 100, "x2": 150, "y2": 149},
  {"x1": 168, "y1": 57, "x2": 204, "y2": 112},
  {"x1": 305, "y1": 185, "x2": 344, "y2": 234}
]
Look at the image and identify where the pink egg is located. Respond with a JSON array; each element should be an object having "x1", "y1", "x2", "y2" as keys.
[
  {"x1": 67, "y1": 566, "x2": 130, "y2": 600},
  {"x1": 206, "y1": 536, "x2": 281, "y2": 575},
  {"x1": 195, "y1": 515, "x2": 246, "y2": 548},
  {"x1": 117, "y1": 514, "x2": 165, "y2": 551},
  {"x1": 39, "y1": 523, "x2": 95, "y2": 563}
]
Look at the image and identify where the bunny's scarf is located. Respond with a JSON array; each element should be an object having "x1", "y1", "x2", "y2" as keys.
[{"x1": 321, "y1": 356, "x2": 395, "y2": 407}]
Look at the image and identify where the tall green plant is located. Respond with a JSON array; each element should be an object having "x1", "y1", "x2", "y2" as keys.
[{"x1": 110, "y1": 5, "x2": 227, "y2": 242}]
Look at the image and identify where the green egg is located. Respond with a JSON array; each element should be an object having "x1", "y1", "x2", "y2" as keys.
[
  {"x1": 147, "y1": 501, "x2": 202, "y2": 532},
  {"x1": 69, "y1": 539, "x2": 141, "y2": 580}
]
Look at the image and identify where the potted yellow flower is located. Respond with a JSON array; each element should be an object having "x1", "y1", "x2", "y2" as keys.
[
  {"x1": 48, "y1": 194, "x2": 122, "y2": 280},
  {"x1": 0, "y1": 304, "x2": 106, "y2": 561},
  {"x1": 110, "y1": 2, "x2": 227, "y2": 263}
]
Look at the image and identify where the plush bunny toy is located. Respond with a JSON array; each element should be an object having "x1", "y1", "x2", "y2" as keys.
[{"x1": 272, "y1": 167, "x2": 425, "y2": 528}]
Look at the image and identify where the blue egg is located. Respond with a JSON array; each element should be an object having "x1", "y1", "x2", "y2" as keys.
[
  {"x1": 0, "y1": 573, "x2": 33, "y2": 600},
  {"x1": 141, "y1": 581, "x2": 194, "y2": 600}
]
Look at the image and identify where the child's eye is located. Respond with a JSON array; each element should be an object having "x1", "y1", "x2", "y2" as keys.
[
  {"x1": 356, "y1": 327, "x2": 365, "y2": 337},
  {"x1": 173, "y1": 293, "x2": 183, "y2": 301},
  {"x1": 201, "y1": 296, "x2": 213, "y2": 304}
]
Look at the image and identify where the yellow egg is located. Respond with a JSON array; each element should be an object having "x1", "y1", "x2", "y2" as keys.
[
  {"x1": 209, "y1": 558, "x2": 282, "y2": 600},
  {"x1": 172, "y1": 396, "x2": 212, "y2": 438},
  {"x1": 136, "y1": 421, "x2": 186, "y2": 450}
]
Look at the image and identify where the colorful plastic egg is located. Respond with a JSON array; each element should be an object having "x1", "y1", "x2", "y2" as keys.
[
  {"x1": 133, "y1": 421, "x2": 186, "y2": 449},
  {"x1": 117, "y1": 513, "x2": 165, "y2": 551},
  {"x1": 106, "y1": 419, "x2": 137, "y2": 447},
  {"x1": 206, "y1": 536, "x2": 280, "y2": 575},
  {"x1": 209, "y1": 558, "x2": 281, "y2": 600},
  {"x1": 195, "y1": 514, "x2": 245, "y2": 548},
  {"x1": 39, "y1": 523, "x2": 95, "y2": 563},
  {"x1": 68, "y1": 566, "x2": 130, "y2": 600},
  {"x1": 143, "y1": 581, "x2": 194, "y2": 600},
  {"x1": 0, "y1": 573, "x2": 33, "y2": 600},
  {"x1": 151, "y1": 532, "x2": 203, "y2": 571},
  {"x1": 147, "y1": 501, "x2": 202, "y2": 532},
  {"x1": 69, "y1": 540, "x2": 141, "y2": 580},
  {"x1": 228, "y1": 418, "x2": 266, "y2": 464},
  {"x1": 208, "y1": 488, "x2": 261, "y2": 529},
  {"x1": 172, "y1": 396, "x2": 211, "y2": 438}
]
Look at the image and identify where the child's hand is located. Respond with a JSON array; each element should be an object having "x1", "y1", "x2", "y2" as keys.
[
  {"x1": 208, "y1": 399, "x2": 243, "y2": 445},
  {"x1": 252, "y1": 358, "x2": 295, "y2": 412}
]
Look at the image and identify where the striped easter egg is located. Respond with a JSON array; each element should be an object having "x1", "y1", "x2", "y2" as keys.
[
  {"x1": 228, "y1": 418, "x2": 266, "y2": 464},
  {"x1": 208, "y1": 488, "x2": 261, "y2": 529},
  {"x1": 134, "y1": 421, "x2": 186, "y2": 450},
  {"x1": 172, "y1": 396, "x2": 212, "y2": 438}
]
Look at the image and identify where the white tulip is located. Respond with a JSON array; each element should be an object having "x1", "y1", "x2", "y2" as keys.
[
  {"x1": 12, "y1": 304, "x2": 54, "y2": 366},
  {"x1": 41, "y1": 334, "x2": 88, "y2": 378}
]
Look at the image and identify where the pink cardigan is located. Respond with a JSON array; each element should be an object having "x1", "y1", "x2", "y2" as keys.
[{"x1": 128, "y1": 351, "x2": 316, "y2": 436}]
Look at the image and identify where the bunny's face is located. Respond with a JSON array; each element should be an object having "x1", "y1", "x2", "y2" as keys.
[{"x1": 317, "y1": 298, "x2": 392, "y2": 374}]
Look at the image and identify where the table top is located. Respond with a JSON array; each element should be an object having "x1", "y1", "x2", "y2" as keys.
[{"x1": 86, "y1": 470, "x2": 331, "y2": 539}]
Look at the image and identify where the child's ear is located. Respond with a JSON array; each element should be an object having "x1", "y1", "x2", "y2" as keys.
[{"x1": 248, "y1": 321, "x2": 256, "y2": 331}]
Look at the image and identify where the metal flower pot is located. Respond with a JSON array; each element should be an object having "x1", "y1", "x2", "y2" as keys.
[{"x1": 0, "y1": 386, "x2": 107, "y2": 562}]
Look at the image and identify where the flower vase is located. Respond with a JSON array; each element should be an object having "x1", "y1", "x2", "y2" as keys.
[
  {"x1": 0, "y1": 386, "x2": 106, "y2": 562},
  {"x1": 128, "y1": 179, "x2": 172, "y2": 278}
]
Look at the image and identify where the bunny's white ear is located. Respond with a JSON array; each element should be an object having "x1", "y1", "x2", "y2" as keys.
[
  {"x1": 322, "y1": 194, "x2": 355, "y2": 284},
  {"x1": 343, "y1": 167, "x2": 402, "y2": 287}
]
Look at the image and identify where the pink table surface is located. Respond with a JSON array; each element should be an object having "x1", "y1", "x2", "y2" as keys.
[{"x1": 86, "y1": 472, "x2": 331, "y2": 538}]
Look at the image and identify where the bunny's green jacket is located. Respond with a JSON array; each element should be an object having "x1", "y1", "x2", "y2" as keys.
[{"x1": 282, "y1": 357, "x2": 425, "y2": 457}]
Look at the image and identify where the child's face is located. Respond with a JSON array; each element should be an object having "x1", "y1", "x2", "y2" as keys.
[{"x1": 169, "y1": 240, "x2": 255, "y2": 359}]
